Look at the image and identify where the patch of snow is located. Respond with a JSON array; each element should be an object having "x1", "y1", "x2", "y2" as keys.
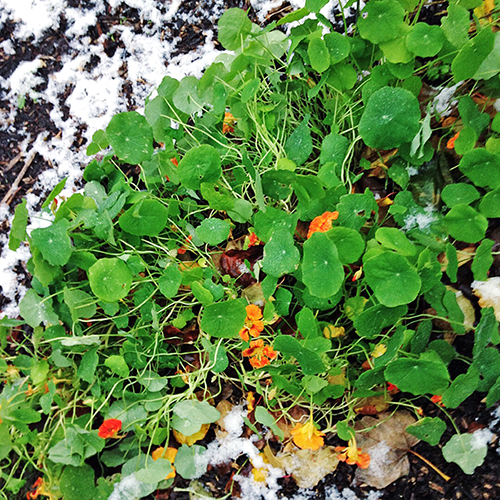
[
  {"x1": 0, "y1": 39, "x2": 15, "y2": 55},
  {"x1": 432, "y1": 83, "x2": 462, "y2": 117},
  {"x1": 471, "y1": 428, "x2": 496, "y2": 450},
  {"x1": 2, "y1": 57, "x2": 45, "y2": 101},
  {"x1": 403, "y1": 205, "x2": 437, "y2": 232},
  {"x1": 108, "y1": 473, "x2": 149, "y2": 500},
  {"x1": 0, "y1": 0, "x2": 67, "y2": 41}
]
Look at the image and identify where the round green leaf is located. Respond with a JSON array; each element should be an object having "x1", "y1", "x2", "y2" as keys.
[
  {"x1": 105, "y1": 355, "x2": 130, "y2": 378},
  {"x1": 177, "y1": 145, "x2": 221, "y2": 190},
  {"x1": 118, "y1": 199, "x2": 168, "y2": 236},
  {"x1": 88, "y1": 258, "x2": 133, "y2": 302},
  {"x1": 479, "y1": 188, "x2": 500, "y2": 218},
  {"x1": 262, "y1": 229, "x2": 300, "y2": 277},
  {"x1": 217, "y1": 8, "x2": 252, "y2": 50},
  {"x1": 444, "y1": 204, "x2": 488, "y2": 243},
  {"x1": 106, "y1": 111, "x2": 153, "y2": 164},
  {"x1": 201, "y1": 300, "x2": 247, "y2": 338},
  {"x1": 60, "y1": 465, "x2": 95, "y2": 500},
  {"x1": 379, "y1": 26, "x2": 414, "y2": 64},
  {"x1": 364, "y1": 252, "x2": 421, "y2": 307},
  {"x1": 385, "y1": 358, "x2": 450, "y2": 395},
  {"x1": 302, "y1": 232, "x2": 344, "y2": 299},
  {"x1": 375, "y1": 227, "x2": 417, "y2": 257},
  {"x1": 324, "y1": 32, "x2": 350, "y2": 64},
  {"x1": 158, "y1": 265, "x2": 182, "y2": 298},
  {"x1": 196, "y1": 218, "x2": 231, "y2": 246},
  {"x1": 406, "y1": 23, "x2": 444, "y2": 57},
  {"x1": 308, "y1": 38, "x2": 330, "y2": 73},
  {"x1": 327, "y1": 226, "x2": 365, "y2": 264},
  {"x1": 359, "y1": 87, "x2": 421, "y2": 149},
  {"x1": 357, "y1": 0, "x2": 405, "y2": 44},
  {"x1": 441, "y1": 183, "x2": 480, "y2": 208},
  {"x1": 442, "y1": 434, "x2": 488, "y2": 475},
  {"x1": 31, "y1": 219, "x2": 73, "y2": 267},
  {"x1": 458, "y1": 149, "x2": 500, "y2": 189},
  {"x1": 406, "y1": 417, "x2": 446, "y2": 446},
  {"x1": 454, "y1": 127, "x2": 477, "y2": 155},
  {"x1": 354, "y1": 303, "x2": 407, "y2": 339}
]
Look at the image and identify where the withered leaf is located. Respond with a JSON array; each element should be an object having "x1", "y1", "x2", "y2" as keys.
[
  {"x1": 354, "y1": 410, "x2": 420, "y2": 489},
  {"x1": 219, "y1": 246, "x2": 263, "y2": 287},
  {"x1": 264, "y1": 443, "x2": 339, "y2": 488},
  {"x1": 163, "y1": 323, "x2": 198, "y2": 345}
]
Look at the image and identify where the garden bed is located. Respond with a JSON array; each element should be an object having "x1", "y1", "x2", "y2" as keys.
[{"x1": 1, "y1": 1, "x2": 500, "y2": 499}]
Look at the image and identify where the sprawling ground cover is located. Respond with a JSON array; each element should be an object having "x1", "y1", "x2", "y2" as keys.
[{"x1": 1, "y1": 1, "x2": 500, "y2": 499}]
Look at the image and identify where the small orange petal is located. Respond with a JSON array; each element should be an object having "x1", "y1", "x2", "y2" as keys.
[
  {"x1": 447, "y1": 132, "x2": 460, "y2": 149},
  {"x1": 246, "y1": 304, "x2": 263, "y2": 321}
]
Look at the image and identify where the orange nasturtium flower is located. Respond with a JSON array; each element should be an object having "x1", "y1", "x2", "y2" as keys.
[
  {"x1": 242, "y1": 339, "x2": 278, "y2": 369},
  {"x1": 98, "y1": 418, "x2": 122, "y2": 439},
  {"x1": 431, "y1": 395, "x2": 445, "y2": 407},
  {"x1": 290, "y1": 416, "x2": 325, "y2": 451},
  {"x1": 307, "y1": 211, "x2": 339, "y2": 239},
  {"x1": 177, "y1": 235, "x2": 193, "y2": 255},
  {"x1": 152, "y1": 446, "x2": 178, "y2": 480},
  {"x1": 27, "y1": 477, "x2": 44, "y2": 499},
  {"x1": 335, "y1": 438, "x2": 371, "y2": 469},
  {"x1": 446, "y1": 131, "x2": 460, "y2": 149},
  {"x1": 239, "y1": 304, "x2": 265, "y2": 341},
  {"x1": 222, "y1": 112, "x2": 236, "y2": 134}
]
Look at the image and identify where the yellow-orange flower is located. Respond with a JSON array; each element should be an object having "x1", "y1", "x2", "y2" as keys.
[
  {"x1": 242, "y1": 338, "x2": 278, "y2": 369},
  {"x1": 291, "y1": 417, "x2": 325, "y2": 450},
  {"x1": 446, "y1": 131, "x2": 460, "y2": 149},
  {"x1": 152, "y1": 446, "x2": 178, "y2": 480},
  {"x1": 307, "y1": 211, "x2": 339, "y2": 239},
  {"x1": 335, "y1": 438, "x2": 371, "y2": 469},
  {"x1": 239, "y1": 304, "x2": 265, "y2": 341},
  {"x1": 222, "y1": 112, "x2": 236, "y2": 134},
  {"x1": 173, "y1": 423, "x2": 210, "y2": 446}
]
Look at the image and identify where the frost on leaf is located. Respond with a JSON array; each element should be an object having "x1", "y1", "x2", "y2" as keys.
[{"x1": 354, "y1": 411, "x2": 419, "y2": 489}]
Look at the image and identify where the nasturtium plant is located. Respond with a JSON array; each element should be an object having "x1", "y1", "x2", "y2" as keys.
[
  {"x1": 359, "y1": 87, "x2": 420, "y2": 149},
  {"x1": 357, "y1": 0, "x2": 405, "y2": 45},
  {"x1": 177, "y1": 144, "x2": 222, "y2": 190},
  {"x1": 443, "y1": 205, "x2": 488, "y2": 243},
  {"x1": 106, "y1": 111, "x2": 153, "y2": 164},
  {"x1": 302, "y1": 232, "x2": 344, "y2": 298},
  {"x1": 201, "y1": 300, "x2": 247, "y2": 338},
  {"x1": 5, "y1": 1, "x2": 500, "y2": 491},
  {"x1": 364, "y1": 252, "x2": 421, "y2": 307},
  {"x1": 406, "y1": 23, "x2": 444, "y2": 57},
  {"x1": 88, "y1": 258, "x2": 133, "y2": 302},
  {"x1": 196, "y1": 218, "x2": 231, "y2": 246},
  {"x1": 118, "y1": 199, "x2": 168, "y2": 236}
]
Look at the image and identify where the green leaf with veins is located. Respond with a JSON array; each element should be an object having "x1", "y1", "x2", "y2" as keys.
[
  {"x1": 262, "y1": 229, "x2": 300, "y2": 277},
  {"x1": 31, "y1": 219, "x2": 73, "y2": 266},
  {"x1": 302, "y1": 232, "x2": 344, "y2": 298},
  {"x1": 106, "y1": 111, "x2": 153, "y2": 164}
]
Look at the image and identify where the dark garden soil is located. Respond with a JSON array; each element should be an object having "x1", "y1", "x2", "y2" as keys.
[{"x1": 1, "y1": 2, "x2": 500, "y2": 499}]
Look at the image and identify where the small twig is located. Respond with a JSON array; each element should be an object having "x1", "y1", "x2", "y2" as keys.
[
  {"x1": 3, "y1": 151, "x2": 24, "y2": 173},
  {"x1": 409, "y1": 449, "x2": 451, "y2": 482},
  {"x1": 0, "y1": 151, "x2": 35, "y2": 206}
]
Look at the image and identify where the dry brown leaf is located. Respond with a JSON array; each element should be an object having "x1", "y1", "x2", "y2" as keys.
[
  {"x1": 354, "y1": 392, "x2": 392, "y2": 415},
  {"x1": 214, "y1": 400, "x2": 234, "y2": 439},
  {"x1": 354, "y1": 411, "x2": 419, "y2": 489},
  {"x1": 264, "y1": 443, "x2": 339, "y2": 488}
]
